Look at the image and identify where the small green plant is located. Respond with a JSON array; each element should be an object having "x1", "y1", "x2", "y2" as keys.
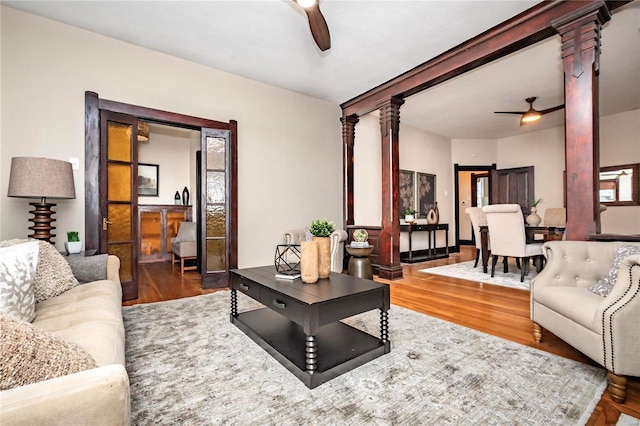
[
  {"x1": 67, "y1": 231, "x2": 80, "y2": 242},
  {"x1": 403, "y1": 207, "x2": 416, "y2": 216},
  {"x1": 309, "y1": 218, "x2": 336, "y2": 237},
  {"x1": 530, "y1": 198, "x2": 543, "y2": 208}
]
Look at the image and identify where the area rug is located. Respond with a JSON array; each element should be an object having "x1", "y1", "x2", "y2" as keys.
[
  {"x1": 420, "y1": 260, "x2": 537, "y2": 290},
  {"x1": 123, "y1": 291, "x2": 606, "y2": 425}
]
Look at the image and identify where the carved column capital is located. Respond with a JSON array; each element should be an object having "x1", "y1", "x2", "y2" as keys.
[
  {"x1": 340, "y1": 114, "x2": 359, "y2": 147},
  {"x1": 377, "y1": 96, "x2": 405, "y2": 137},
  {"x1": 552, "y1": 3, "x2": 611, "y2": 78}
]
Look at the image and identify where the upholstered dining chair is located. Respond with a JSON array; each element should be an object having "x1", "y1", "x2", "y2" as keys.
[
  {"x1": 542, "y1": 207, "x2": 566, "y2": 227},
  {"x1": 465, "y1": 207, "x2": 488, "y2": 268},
  {"x1": 482, "y1": 204, "x2": 544, "y2": 282},
  {"x1": 170, "y1": 222, "x2": 197, "y2": 274}
]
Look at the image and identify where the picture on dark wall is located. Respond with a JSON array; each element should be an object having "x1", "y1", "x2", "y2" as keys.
[
  {"x1": 138, "y1": 163, "x2": 159, "y2": 196},
  {"x1": 399, "y1": 169, "x2": 415, "y2": 215},
  {"x1": 417, "y1": 172, "x2": 436, "y2": 218}
]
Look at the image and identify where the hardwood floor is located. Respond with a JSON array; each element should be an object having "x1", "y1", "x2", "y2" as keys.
[{"x1": 125, "y1": 246, "x2": 639, "y2": 424}]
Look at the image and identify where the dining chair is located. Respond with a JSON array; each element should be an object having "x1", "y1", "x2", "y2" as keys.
[
  {"x1": 542, "y1": 207, "x2": 566, "y2": 227},
  {"x1": 482, "y1": 204, "x2": 544, "y2": 282},
  {"x1": 465, "y1": 207, "x2": 488, "y2": 268}
]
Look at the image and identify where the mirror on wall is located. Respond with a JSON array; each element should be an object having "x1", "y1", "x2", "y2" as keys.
[{"x1": 599, "y1": 163, "x2": 640, "y2": 206}]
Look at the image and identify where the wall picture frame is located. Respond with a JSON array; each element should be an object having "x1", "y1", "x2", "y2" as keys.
[
  {"x1": 399, "y1": 169, "x2": 416, "y2": 215},
  {"x1": 417, "y1": 172, "x2": 436, "y2": 218},
  {"x1": 138, "y1": 163, "x2": 159, "y2": 196}
]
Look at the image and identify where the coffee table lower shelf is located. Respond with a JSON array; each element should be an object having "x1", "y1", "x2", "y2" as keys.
[{"x1": 232, "y1": 308, "x2": 388, "y2": 389}]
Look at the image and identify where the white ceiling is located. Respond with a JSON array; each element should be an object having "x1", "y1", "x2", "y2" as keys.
[{"x1": 4, "y1": 0, "x2": 639, "y2": 139}]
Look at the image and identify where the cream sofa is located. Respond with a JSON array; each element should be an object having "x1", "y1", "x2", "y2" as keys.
[
  {"x1": 1, "y1": 255, "x2": 130, "y2": 425},
  {"x1": 530, "y1": 240, "x2": 640, "y2": 403}
]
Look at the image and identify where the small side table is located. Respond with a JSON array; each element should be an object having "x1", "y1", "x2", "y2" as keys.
[{"x1": 346, "y1": 245, "x2": 374, "y2": 280}]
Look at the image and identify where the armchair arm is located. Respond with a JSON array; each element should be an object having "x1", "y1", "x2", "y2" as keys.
[
  {"x1": 0, "y1": 364, "x2": 130, "y2": 426},
  {"x1": 596, "y1": 254, "x2": 640, "y2": 374},
  {"x1": 330, "y1": 230, "x2": 348, "y2": 273}
]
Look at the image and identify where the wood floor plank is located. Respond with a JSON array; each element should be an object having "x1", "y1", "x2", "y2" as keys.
[{"x1": 125, "y1": 246, "x2": 639, "y2": 424}]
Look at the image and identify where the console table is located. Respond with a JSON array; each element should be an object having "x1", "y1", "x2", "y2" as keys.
[
  {"x1": 230, "y1": 266, "x2": 390, "y2": 389},
  {"x1": 400, "y1": 223, "x2": 449, "y2": 263}
]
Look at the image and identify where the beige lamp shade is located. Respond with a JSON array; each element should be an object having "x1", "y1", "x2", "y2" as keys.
[{"x1": 8, "y1": 157, "x2": 76, "y2": 200}]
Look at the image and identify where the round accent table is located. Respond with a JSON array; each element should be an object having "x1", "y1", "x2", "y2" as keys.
[{"x1": 346, "y1": 245, "x2": 374, "y2": 280}]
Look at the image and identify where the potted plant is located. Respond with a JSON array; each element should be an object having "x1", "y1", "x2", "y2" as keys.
[
  {"x1": 308, "y1": 219, "x2": 336, "y2": 279},
  {"x1": 65, "y1": 231, "x2": 82, "y2": 254},
  {"x1": 527, "y1": 198, "x2": 543, "y2": 226},
  {"x1": 403, "y1": 207, "x2": 416, "y2": 223}
]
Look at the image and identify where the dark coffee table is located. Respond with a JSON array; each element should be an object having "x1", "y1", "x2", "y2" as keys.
[{"x1": 230, "y1": 266, "x2": 390, "y2": 389}]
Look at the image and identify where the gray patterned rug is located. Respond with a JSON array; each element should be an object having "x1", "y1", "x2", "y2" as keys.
[
  {"x1": 123, "y1": 291, "x2": 606, "y2": 425},
  {"x1": 420, "y1": 260, "x2": 537, "y2": 290}
]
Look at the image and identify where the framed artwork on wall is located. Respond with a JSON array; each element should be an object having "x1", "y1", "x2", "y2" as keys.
[
  {"x1": 399, "y1": 169, "x2": 415, "y2": 215},
  {"x1": 138, "y1": 163, "x2": 159, "y2": 196},
  {"x1": 417, "y1": 172, "x2": 436, "y2": 218}
]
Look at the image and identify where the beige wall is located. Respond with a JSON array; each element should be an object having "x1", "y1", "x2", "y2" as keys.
[
  {"x1": 137, "y1": 127, "x2": 194, "y2": 206},
  {"x1": 0, "y1": 7, "x2": 342, "y2": 267}
]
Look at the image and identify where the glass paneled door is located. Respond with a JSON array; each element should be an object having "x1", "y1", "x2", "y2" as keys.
[
  {"x1": 200, "y1": 127, "x2": 235, "y2": 288},
  {"x1": 100, "y1": 111, "x2": 138, "y2": 298}
]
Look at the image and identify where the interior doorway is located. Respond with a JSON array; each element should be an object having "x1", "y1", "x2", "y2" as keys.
[
  {"x1": 84, "y1": 91, "x2": 237, "y2": 301},
  {"x1": 454, "y1": 164, "x2": 496, "y2": 250}
]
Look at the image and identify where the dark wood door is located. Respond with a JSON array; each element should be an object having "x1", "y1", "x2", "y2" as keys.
[
  {"x1": 200, "y1": 127, "x2": 237, "y2": 289},
  {"x1": 491, "y1": 166, "x2": 534, "y2": 216},
  {"x1": 99, "y1": 111, "x2": 139, "y2": 299}
]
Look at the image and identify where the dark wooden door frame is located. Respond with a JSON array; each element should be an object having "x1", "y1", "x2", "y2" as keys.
[
  {"x1": 454, "y1": 164, "x2": 496, "y2": 252},
  {"x1": 84, "y1": 91, "x2": 237, "y2": 299}
]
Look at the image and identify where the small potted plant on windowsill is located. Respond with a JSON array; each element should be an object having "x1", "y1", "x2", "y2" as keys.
[
  {"x1": 65, "y1": 231, "x2": 82, "y2": 254},
  {"x1": 403, "y1": 207, "x2": 416, "y2": 223}
]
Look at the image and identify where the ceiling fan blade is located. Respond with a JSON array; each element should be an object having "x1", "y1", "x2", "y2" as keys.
[
  {"x1": 303, "y1": 3, "x2": 331, "y2": 51},
  {"x1": 539, "y1": 104, "x2": 565, "y2": 115},
  {"x1": 494, "y1": 111, "x2": 526, "y2": 115}
]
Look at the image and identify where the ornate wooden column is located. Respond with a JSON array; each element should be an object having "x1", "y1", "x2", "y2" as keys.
[
  {"x1": 341, "y1": 115, "x2": 359, "y2": 229},
  {"x1": 377, "y1": 96, "x2": 405, "y2": 280},
  {"x1": 552, "y1": 2, "x2": 611, "y2": 240}
]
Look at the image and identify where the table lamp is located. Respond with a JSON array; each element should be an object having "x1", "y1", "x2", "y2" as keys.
[{"x1": 7, "y1": 157, "x2": 76, "y2": 242}]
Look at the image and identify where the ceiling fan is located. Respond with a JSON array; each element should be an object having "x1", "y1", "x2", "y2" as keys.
[
  {"x1": 494, "y1": 97, "x2": 564, "y2": 126},
  {"x1": 294, "y1": 0, "x2": 331, "y2": 51}
]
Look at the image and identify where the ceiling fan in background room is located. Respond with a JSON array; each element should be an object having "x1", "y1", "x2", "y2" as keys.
[
  {"x1": 494, "y1": 97, "x2": 565, "y2": 126},
  {"x1": 294, "y1": 0, "x2": 331, "y2": 51}
]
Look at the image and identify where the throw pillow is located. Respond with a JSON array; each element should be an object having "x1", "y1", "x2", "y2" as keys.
[
  {"x1": 0, "y1": 239, "x2": 78, "y2": 302},
  {"x1": 0, "y1": 241, "x2": 40, "y2": 322},
  {"x1": 588, "y1": 245, "x2": 640, "y2": 297},
  {"x1": 0, "y1": 312, "x2": 97, "y2": 390}
]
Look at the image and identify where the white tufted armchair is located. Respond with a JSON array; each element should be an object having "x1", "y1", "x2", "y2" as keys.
[
  {"x1": 530, "y1": 240, "x2": 640, "y2": 403},
  {"x1": 283, "y1": 228, "x2": 348, "y2": 273}
]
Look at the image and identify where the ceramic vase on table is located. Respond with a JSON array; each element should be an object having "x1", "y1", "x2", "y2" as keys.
[
  {"x1": 182, "y1": 186, "x2": 190, "y2": 206},
  {"x1": 313, "y1": 236, "x2": 331, "y2": 279},
  {"x1": 426, "y1": 202, "x2": 440, "y2": 224},
  {"x1": 526, "y1": 207, "x2": 542, "y2": 226},
  {"x1": 300, "y1": 240, "x2": 319, "y2": 283}
]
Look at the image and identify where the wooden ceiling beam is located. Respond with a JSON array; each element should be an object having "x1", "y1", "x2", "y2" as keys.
[{"x1": 340, "y1": 0, "x2": 629, "y2": 118}]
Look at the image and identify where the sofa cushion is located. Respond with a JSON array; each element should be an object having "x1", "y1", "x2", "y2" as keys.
[
  {"x1": 0, "y1": 241, "x2": 39, "y2": 322},
  {"x1": 534, "y1": 286, "x2": 604, "y2": 332},
  {"x1": 0, "y1": 239, "x2": 78, "y2": 302},
  {"x1": 33, "y1": 280, "x2": 125, "y2": 366},
  {"x1": 0, "y1": 312, "x2": 97, "y2": 391},
  {"x1": 588, "y1": 245, "x2": 640, "y2": 297}
]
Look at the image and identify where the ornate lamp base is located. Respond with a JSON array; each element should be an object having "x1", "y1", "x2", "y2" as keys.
[{"x1": 28, "y1": 201, "x2": 57, "y2": 242}]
